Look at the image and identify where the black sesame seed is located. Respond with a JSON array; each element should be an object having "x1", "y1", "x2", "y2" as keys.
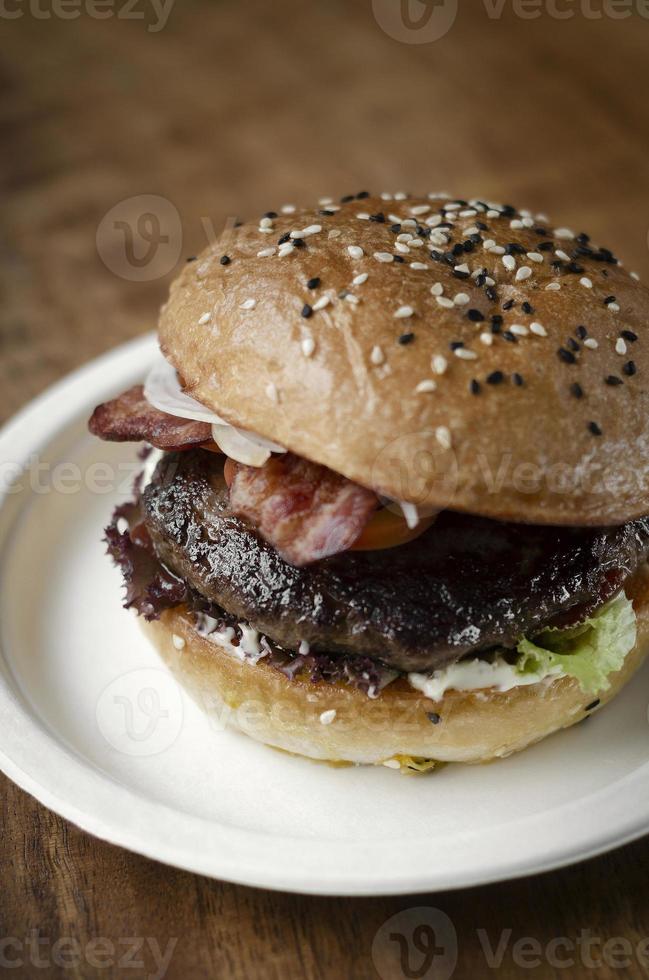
[
  {"x1": 467, "y1": 309, "x2": 485, "y2": 322},
  {"x1": 452, "y1": 243, "x2": 465, "y2": 257},
  {"x1": 503, "y1": 331, "x2": 517, "y2": 343},
  {"x1": 538, "y1": 242, "x2": 554, "y2": 251},
  {"x1": 426, "y1": 712, "x2": 442, "y2": 725},
  {"x1": 558, "y1": 348, "x2": 577, "y2": 364},
  {"x1": 450, "y1": 340, "x2": 464, "y2": 351},
  {"x1": 604, "y1": 295, "x2": 616, "y2": 305},
  {"x1": 393, "y1": 255, "x2": 405, "y2": 264},
  {"x1": 319, "y1": 209, "x2": 335, "y2": 216},
  {"x1": 585, "y1": 699, "x2": 600, "y2": 712},
  {"x1": 356, "y1": 190, "x2": 370, "y2": 199},
  {"x1": 605, "y1": 375, "x2": 623, "y2": 386},
  {"x1": 567, "y1": 261, "x2": 585, "y2": 275},
  {"x1": 220, "y1": 255, "x2": 231, "y2": 265},
  {"x1": 576, "y1": 325, "x2": 588, "y2": 340},
  {"x1": 503, "y1": 299, "x2": 515, "y2": 311},
  {"x1": 512, "y1": 373, "x2": 524, "y2": 386},
  {"x1": 577, "y1": 233, "x2": 590, "y2": 245},
  {"x1": 470, "y1": 379, "x2": 481, "y2": 395},
  {"x1": 185, "y1": 256, "x2": 197, "y2": 263},
  {"x1": 306, "y1": 277, "x2": 321, "y2": 290},
  {"x1": 476, "y1": 222, "x2": 489, "y2": 231},
  {"x1": 570, "y1": 382, "x2": 584, "y2": 399},
  {"x1": 301, "y1": 304, "x2": 313, "y2": 319},
  {"x1": 263, "y1": 211, "x2": 278, "y2": 219},
  {"x1": 390, "y1": 223, "x2": 402, "y2": 233},
  {"x1": 522, "y1": 301, "x2": 534, "y2": 315},
  {"x1": 623, "y1": 360, "x2": 637, "y2": 376},
  {"x1": 278, "y1": 232, "x2": 291, "y2": 245},
  {"x1": 453, "y1": 269, "x2": 471, "y2": 281},
  {"x1": 622, "y1": 330, "x2": 638, "y2": 342},
  {"x1": 340, "y1": 194, "x2": 354, "y2": 203},
  {"x1": 369, "y1": 212, "x2": 385, "y2": 223},
  {"x1": 588, "y1": 421, "x2": 603, "y2": 436},
  {"x1": 567, "y1": 338, "x2": 581, "y2": 352},
  {"x1": 292, "y1": 238, "x2": 305, "y2": 248},
  {"x1": 398, "y1": 332, "x2": 415, "y2": 345},
  {"x1": 487, "y1": 371, "x2": 505, "y2": 385},
  {"x1": 491, "y1": 314, "x2": 503, "y2": 327}
]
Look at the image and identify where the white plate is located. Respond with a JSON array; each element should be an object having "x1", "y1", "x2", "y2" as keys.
[{"x1": 1, "y1": 333, "x2": 649, "y2": 896}]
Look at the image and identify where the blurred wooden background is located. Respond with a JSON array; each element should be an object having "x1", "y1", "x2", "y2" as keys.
[{"x1": 2, "y1": 1, "x2": 649, "y2": 976}]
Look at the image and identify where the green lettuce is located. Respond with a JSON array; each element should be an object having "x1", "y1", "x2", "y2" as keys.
[{"x1": 515, "y1": 591, "x2": 637, "y2": 695}]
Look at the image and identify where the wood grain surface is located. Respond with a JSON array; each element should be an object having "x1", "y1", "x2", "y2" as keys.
[{"x1": 2, "y1": 2, "x2": 649, "y2": 977}]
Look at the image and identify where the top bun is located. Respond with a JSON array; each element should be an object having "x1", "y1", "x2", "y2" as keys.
[{"x1": 158, "y1": 192, "x2": 649, "y2": 526}]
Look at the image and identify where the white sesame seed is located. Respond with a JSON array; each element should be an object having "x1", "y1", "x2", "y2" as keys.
[
  {"x1": 370, "y1": 345, "x2": 384, "y2": 365},
  {"x1": 258, "y1": 227, "x2": 273, "y2": 234},
  {"x1": 502, "y1": 255, "x2": 517, "y2": 272},
  {"x1": 265, "y1": 382, "x2": 278, "y2": 403},
  {"x1": 530, "y1": 322, "x2": 547, "y2": 337},
  {"x1": 353, "y1": 272, "x2": 369, "y2": 286},
  {"x1": 454, "y1": 292, "x2": 470, "y2": 306},
  {"x1": 301, "y1": 337, "x2": 315, "y2": 357},
  {"x1": 302, "y1": 224, "x2": 322, "y2": 236},
  {"x1": 489, "y1": 245, "x2": 506, "y2": 255},
  {"x1": 381, "y1": 192, "x2": 393, "y2": 201},
  {"x1": 444, "y1": 202, "x2": 461, "y2": 211},
  {"x1": 259, "y1": 216, "x2": 273, "y2": 229},
  {"x1": 607, "y1": 302, "x2": 620, "y2": 312},
  {"x1": 318, "y1": 196, "x2": 333, "y2": 206},
  {"x1": 319, "y1": 709, "x2": 337, "y2": 725},
  {"x1": 328, "y1": 229, "x2": 341, "y2": 239},
  {"x1": 631, "y1": 271, "x2": 640, "y2": 281},
  {"x1": 409, "y1": 238, "x2": 424, "y2": 248},
  {"x1": 410, "y1": 262, "x2": 428, "y2": 271},
  {"x1": 394, "y1": 305, "x2": 414, "y2": 319},
  {"x1": 554, "y1": 228, "x2": 575, "y2": 240},
  {"x1": 509, "y1": 324, "x2": 529, "y2": 336},
  {"x1": 426, "y1": 214, "x2": 443, "y2": 227},
  {"x1": 240, "y1": 298, "x2": 256, "y2": 310},
  {"x1": 545, "y1": 282, "x2": 561, "y2": 291},
  {"x1": 454, "y1": 263, "x2": 470, "y2": 275},
  {"x1": 522, "y1": 217, "x2": 535, "y2": 228},
  {"x1": 616, "y1": 338, "x2": 627, "y2": 355},
  {"x1": 527, "y1": 252, "x2": 544, "y2": 263},
  {"x1": 435, "y1": 426, "x2": 452, "y2": 450},
  {"x1": 397, "y1": 233, "x2": 413, "y2": 243},
  {"x1": 257, "y1": 247, "x2": 276, "y2": 258},
  {"x1": 487, "y1": 209, "x2": 500, "y2": 219},
  {"x1": 383, "y1": 759, "x2": 401, "y2": 770},
  {"x1": 312, "y1": 295, "x2": 331, "y2": 311},
  {"x1": 510, "y1": 219, "x2": 524, "y2": 230},
  {"x1": 480, "y1": 332, "x2": 493, "y2": 346},
  {"x1": 431, "y1": 282, "x2": 444, "y2": 296},
  {"x1": 289, "y1": 229, "x2": 303, "y2": 239},
  {"x1": 356, "y1": 212, "x2": 370, "y2": 220},
  {"x1": 410, "y1": 204, "x2": 431, "y2": 216},
  {"x1": 584, "y1": 338, "x2": 598, "y2": 350},
  {"x1": 515, "y1": 266, "x2": 532, "y2": 282},
  {"x1": 415, "y1": 380, "x2": 437, "y2": 393},
  {"x1": 580, "y1": 277, "x2": 593, "y2": 289},
  {"x1": 436, "y1": 296, "x2": 454, "y2": 309},
  {"x1": 172, "y1": 634, "x2": 185, "y2": 650},
  {"x1": 374, "y1": 251, "x2": 393, "y2": 263},
  {"x1": 454, "y1": 347, "x2": 478, "y2": 360},
  {"x1": 395, "y1": 242, "x2": 410, "y2": 254},
  {"x1": 483, "y1": 239, "x2": 496, "y2": 249},
  {"x1": 344, "y1": 293, "x2": 360, "y2": 305},
  {"x1": 281, "y1": 204, "x2": 296, "y2": 214},
  {"x1": 555, "y1": 250, "x2": 571, "y2": 262},
  {"x1": 394, "y1": 191, "x2": 407, "y2": 201},
  {"x1": 278, "y1": 244, "x2": 295, "y2": 257},
  {"x1": 460, "y1": 209, "x2": 478, "y2": 219},
  {"x1": 401, "y1": 219, "x2": 417, "y2": 227},
  {"x1": 432, "y1": 355, "x2": 448, "y2": 375},
  {"x1": 198, "y1": 312, "x2": 211, "y2": 325},
  {"x1": 485, "y1": 276, "x2": 495, "y2": 287}
]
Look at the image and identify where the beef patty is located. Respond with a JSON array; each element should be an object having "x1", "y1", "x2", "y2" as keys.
[{"x1": 142, "y1": 450, "x2": 649, "y2": 673}]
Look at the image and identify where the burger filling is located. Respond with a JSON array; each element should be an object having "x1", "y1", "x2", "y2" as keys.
[{"x1": 92, "y1": 388, "x2": 647, "y2": 700}]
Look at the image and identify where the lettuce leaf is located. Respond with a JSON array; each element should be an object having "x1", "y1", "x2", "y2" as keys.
[{"x1": 516, "y1": 591, "x2": 636, "y2": 695}]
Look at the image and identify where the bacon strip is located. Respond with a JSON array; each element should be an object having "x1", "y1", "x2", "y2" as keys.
[
  {"x1": 227, "y1": 453, "x2": 378, "y2": 567},
  {"x1": 89, "y1": 385, "x2": 212, "y2": 451}
]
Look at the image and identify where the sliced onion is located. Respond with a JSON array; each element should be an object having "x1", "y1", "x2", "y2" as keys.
[
  {"x1": 397, "y1": 501, "x2": 420, "y2": 530},
  {"x1": 144, "y1": 353, "x2": 286, "y2": 465}
]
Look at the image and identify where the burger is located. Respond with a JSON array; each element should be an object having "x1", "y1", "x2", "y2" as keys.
[{"x1": 89, "y1": 192, "x2": 649, "y2": 773}]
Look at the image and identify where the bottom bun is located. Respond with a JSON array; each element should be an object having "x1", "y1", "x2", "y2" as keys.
[{"x1": 142, "y1": 568, "x2": 649, "y2": 770}]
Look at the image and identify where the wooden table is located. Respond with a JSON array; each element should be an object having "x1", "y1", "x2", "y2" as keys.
[{"x1": 2, "y1": 2, "x2": 649, "y2": 976}]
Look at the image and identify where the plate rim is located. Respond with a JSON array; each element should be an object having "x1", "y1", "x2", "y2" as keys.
[{"x1": 1, "y1": 334, "x2": 648, "y2": 896}]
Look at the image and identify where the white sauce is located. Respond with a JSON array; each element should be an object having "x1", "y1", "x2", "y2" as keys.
[
  {"x1": 408, "y1": 656, "x2": 564, "y2": 702},
  {"x1": 194, "y1": 614, "x2": 267, "y2": 665}
]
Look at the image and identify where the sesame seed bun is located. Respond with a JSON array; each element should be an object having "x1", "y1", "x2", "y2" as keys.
[
  {"x1": 142, "y1": 567, "x2": 649, "y2": 769},
  {"x1": 158, "y1": 193, "x2": 649, "y2": 525}
]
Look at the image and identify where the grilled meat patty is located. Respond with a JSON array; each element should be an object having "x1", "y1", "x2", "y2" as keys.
[{"x1": 142, "y1": 450, "x2": 649, "y2": 673}]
